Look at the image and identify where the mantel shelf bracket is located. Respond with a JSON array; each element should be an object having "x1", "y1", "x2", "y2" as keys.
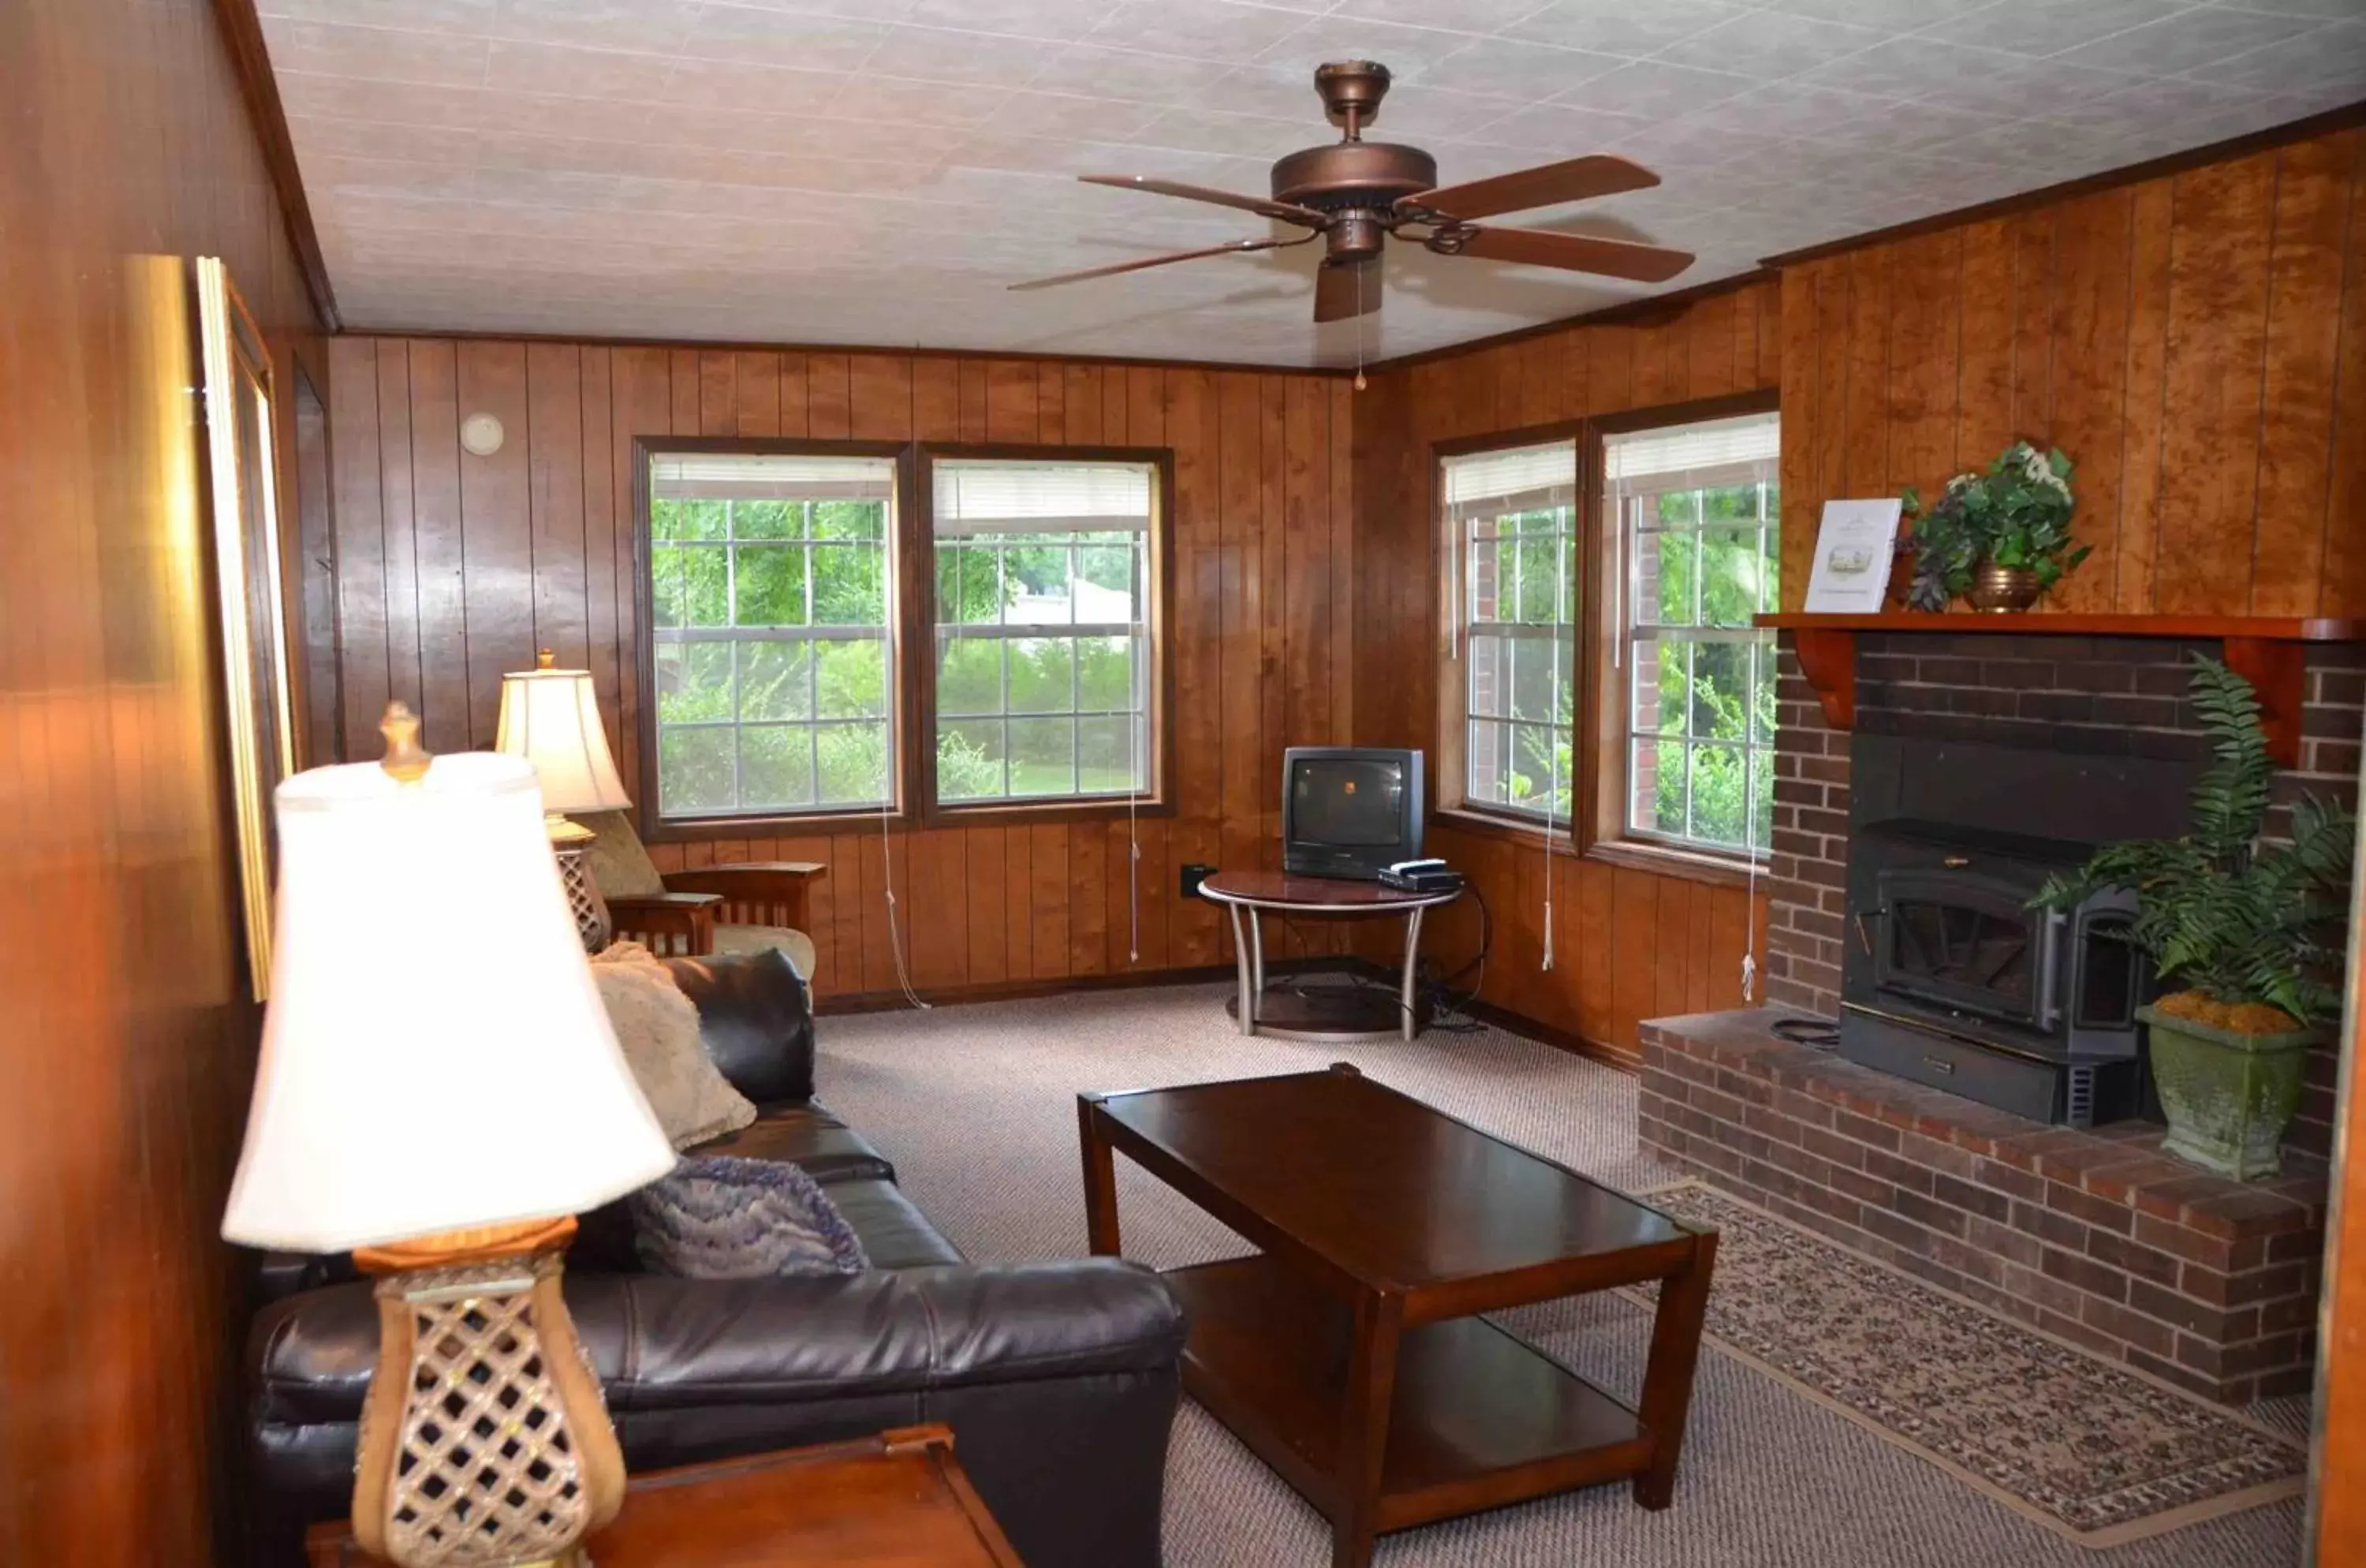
[{"x1": 1757, "y1": 614, "x2": 2364, "y2": 767}]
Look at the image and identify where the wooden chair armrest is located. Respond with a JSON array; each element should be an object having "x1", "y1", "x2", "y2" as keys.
[
  {"x1": 662, "y1": 864, "x2": 826, "y2": 932},
  {"x1": 605, "y1": 891, "x2": 720, "y2": 958}
]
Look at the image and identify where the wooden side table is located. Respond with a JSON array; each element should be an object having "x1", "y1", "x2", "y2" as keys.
[{"x1": 304, "y1": 1424, "x2": 1022, "y2": 1567}]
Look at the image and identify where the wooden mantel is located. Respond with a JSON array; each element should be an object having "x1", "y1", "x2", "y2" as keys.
[{"x1": 1754, "y1": 613, "x2": 2366, "y2": 767}]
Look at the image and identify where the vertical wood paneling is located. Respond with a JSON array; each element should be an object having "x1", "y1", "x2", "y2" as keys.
[
  {"x1": 2046, "y1": 191, "x2": 2133, "y2": 615},
  {"x1": 375, "y1": 344, "x2": 422, "y2": 726},
  {"x1": 2158, "y1": 154, "x2": 2277, "y2": 614},
  {"x1": 0, "y1": 0, "x2": 323, "y2": 1556},
  {"x1": 330, "y1": 338, "x2": 390, "y2": 747},
  {"x1": 457, "y1": 341, "x2": 533, "y2": 745},
  {"x1": 527, "y1": 342, "x2": 588, "y2": 668},
  {"x1": 1776, "y1": 126, "x2": 2366, "y2": 620},
  {"x1": 2252, "y1": 133, "x2": 2357, "y2": 616}
]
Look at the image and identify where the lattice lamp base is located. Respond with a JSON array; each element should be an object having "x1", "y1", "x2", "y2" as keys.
[
  {"x1": 351, "y1": 1219, "x2": 624, "y2": 1568},
  {"x1": 546, "y1": 816, "x2": 610, "y2": 954}
]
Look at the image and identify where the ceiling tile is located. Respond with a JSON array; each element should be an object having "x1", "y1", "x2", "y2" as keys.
[
  {"x1": 1557, "y1": 60, "x2": 1758, "y2": 118},
  {"x1": 488, "y1": 0, "x2": 703, "y2": 53},
  {"x1": 1917, "y1": 0, "x2": 2188, "y2": 56},
  {"x1": 659, "y1": 58, "x2": 859, "y2": 114},
  {"x1": 2054, "y1": 6, "x2": 2326, "y2": 75},
  {"x1": 482, "y1": 39, "x2": 678, "y2": 99},
  {"x1": 1763, "y1": 0, "x2": 1994, "y2": 30},
  {"x1": 265, "y1": 0, "x2": 2360, "y2": 367},
  {"x1": 1254, "y1": 17, "x2": 1489, "y2": 80},
  {"x1": 901, "y1": 0, "x2": 1119, "y2": 40},
  {"x1": 1022, "y1": 42, "x2": 1239, "y2": 101},
  {"x1": 1503, "y1": 0, "x2": 1752, "y2": 59},
  {"x1": 866, "y1": 24, "x2": 1080, "y2": 85},
  {"x1": 676, "y1": 6, "x2": 889, "y2": 70},
  {"x1": 1083, "y1": 0, "x2": 1316, "y2": 64},
  {"x1": 1478, "y1": 101, "x2": 1652, "y2": 155},
  {"x1": 1327, "y1": 0, "x2": 1548, "y2": 29},
  {"x1": 2186, "y1": 18, "x2": 2366, "y2": 95},
  {"x1": 1414, "y1": 38, "x2": 1625, "y2": 99},
  {"x1": 260, "y1": 19, "x2": 491, "y2": 87},
  {"x1": 1651, "y1": 10, "x2": 1890, "y2": 81}
]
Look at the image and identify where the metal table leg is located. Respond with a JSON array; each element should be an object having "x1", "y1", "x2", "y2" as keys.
[
  {"x1": 1398, "y1": 906, "x2": 1427, "y2": 1042},
  {"x1": 1227, "y1": 902, "x2": 1256, "y2": 1036}
]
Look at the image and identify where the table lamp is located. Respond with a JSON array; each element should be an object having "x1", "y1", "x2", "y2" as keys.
[
  {"x1": 222, "y1": 703, "x2": 675, "y2": 1567},
  {"x1": 494, "y1": 651, "x2": 633, "y2": 950}
]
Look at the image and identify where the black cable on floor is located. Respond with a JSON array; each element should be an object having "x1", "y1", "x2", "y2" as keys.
[{"x1": 1772, "y1": 1016, "x2": 1840, "y2": 1050}]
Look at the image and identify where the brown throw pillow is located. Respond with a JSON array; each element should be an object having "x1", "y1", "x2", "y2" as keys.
[
  {"x1": 589, "y1": 941, "x2": 756, "y2": 1148},
  {"x1": 577, "y1": 809, "x2": 665, "y2": 901}
]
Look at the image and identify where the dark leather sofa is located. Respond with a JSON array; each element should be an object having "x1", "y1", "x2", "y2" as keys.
[{"x1": 242, "y1": 948, "x2": 1185, "y2": 1567}]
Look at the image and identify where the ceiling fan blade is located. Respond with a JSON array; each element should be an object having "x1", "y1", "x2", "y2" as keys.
[
  {"x1": 1436, "y1": 225, "x2": 1693, "y2": 284},
  {"x1": 1313, "y1": 258, "x2": 1380, "y2": 323},
  {"x1": 1079, "y1": 174, "x2": 1330, "y2": 227},
  {"x1": 1009, "y1": 236, "x2": 1308, "y2": 292},
  {"x1": 1405, "y1": 155, "x2": 1660, "y2": 222}
]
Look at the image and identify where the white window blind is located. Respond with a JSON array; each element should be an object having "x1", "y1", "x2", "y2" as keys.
[
  {"x1": 1443, "y1": 439, "x2": 1577, "y2": 519},
  {"x1": 1605, "y1": 413, "x2": 1778, "y2": 498},
  {"x1": 651, "y1": 453, "x2": 895, "y2": 502},
  {"x1": 934, "y1": 460, "x2": 1154, "y2": 536}
]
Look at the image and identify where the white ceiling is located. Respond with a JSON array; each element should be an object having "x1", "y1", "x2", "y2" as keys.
[{"x1": 260, "y1": 0, "x2": 2366, "y2": 368}]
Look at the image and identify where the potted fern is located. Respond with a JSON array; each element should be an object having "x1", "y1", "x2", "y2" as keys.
[{"x1": 2033, "y1": 657, "x2": 2353, "y2": 1178}]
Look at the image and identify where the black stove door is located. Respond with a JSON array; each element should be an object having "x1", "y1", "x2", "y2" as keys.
[{"x1": 1873, "y1": 869, "x2": 2062, "y2": 1032}]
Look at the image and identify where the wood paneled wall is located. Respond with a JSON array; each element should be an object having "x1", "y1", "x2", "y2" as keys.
[
  {"x1": 1353, "y1": 278, "x2": 1782, "y2": 1061},
  {"x1": 0, "y1": 0, "x2": 320, "y2": 1562},
  {"x1": 1779, "y1": 125, "x2": 2366, "y2": 616},
  {"x1": 323, "y1": 338, "x2": 1357, "y2": 1000}
]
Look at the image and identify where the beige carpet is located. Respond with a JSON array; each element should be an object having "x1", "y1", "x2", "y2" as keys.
[{"x1": 816, "y1": 980, "x2": 2312, "y2": 1567}]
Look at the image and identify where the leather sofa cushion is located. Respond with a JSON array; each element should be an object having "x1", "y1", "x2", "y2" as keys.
[
  {"x1": 823, "y1": 1179, "x2": 965, "y2": 1270},
  {"x1": 662, "y1": 948, "x2": 814, "y2": 1106},
  {"x1": 249, "y1": 1260, "x2": 1181, "y2": 1425},
  {"x1": 690, "y1": 1104, "x2": 894, "y2": 1185}
]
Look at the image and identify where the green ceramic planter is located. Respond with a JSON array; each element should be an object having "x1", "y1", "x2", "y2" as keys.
[{"x1": 2137, "y1": 1003, "x2": 2318, "y2": 1181}]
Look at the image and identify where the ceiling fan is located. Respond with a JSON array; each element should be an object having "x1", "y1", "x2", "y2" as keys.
[{"x1": 1011, "y1": 61, "x2": 1695, "y2": 323}]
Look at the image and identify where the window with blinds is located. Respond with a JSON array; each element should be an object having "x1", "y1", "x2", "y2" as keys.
[
  {"x1": 1444, "y1": 437, "x2": 1579, "y2": 823},
  {"x1": 929, "y1": 457, "x2": 1159, "y2": 806},
  {"x1": 646, "y1": 450, "x2": 898, "y2": 820},
  {"x1": 1606, "y1": 410, "x2": 1779, "y2": 857}
]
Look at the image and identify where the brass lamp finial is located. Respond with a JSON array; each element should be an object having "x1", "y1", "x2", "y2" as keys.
[
  {"x1": 378, "y1": 701, "x2": 432, "y2": 784},
  {"x1": 536, "y1": 648, "x2": 556, "y2": 670}
]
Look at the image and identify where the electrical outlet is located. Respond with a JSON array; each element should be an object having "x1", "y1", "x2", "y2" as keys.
[{"x1": 1180, "y1": 863, "x2": 1214, "y2": 899}]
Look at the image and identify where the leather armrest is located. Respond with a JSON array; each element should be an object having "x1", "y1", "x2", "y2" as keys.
[
  {"x1": 255, "y1": 1250, "x2": 356, "y2": 1305},
  {"x1": 663, "y1": 947, "x2": 815, "y2": 1103},
  {"x1": 249, "y1": 1260, "x2": 1185, "y2": 1426}
]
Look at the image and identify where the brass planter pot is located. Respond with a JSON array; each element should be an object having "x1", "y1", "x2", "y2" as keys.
[{"x1": 1965, "y1": 562, "x2": 2042, "y2": 613}]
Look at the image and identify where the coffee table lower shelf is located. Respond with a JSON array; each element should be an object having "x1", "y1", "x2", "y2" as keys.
[{"x1": 1164, "y1": 1256, "x2": 1655, "y2": 1535}]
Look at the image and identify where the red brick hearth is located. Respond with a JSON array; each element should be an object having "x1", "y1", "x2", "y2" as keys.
[{"x1": 1640, "y1": 1008, "x2": 2327, "y2": 1406}]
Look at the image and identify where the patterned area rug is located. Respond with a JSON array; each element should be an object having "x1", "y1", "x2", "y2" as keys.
[{"x1": 1627, "y1": 1182, "x2": 2306, "y2": 1547}]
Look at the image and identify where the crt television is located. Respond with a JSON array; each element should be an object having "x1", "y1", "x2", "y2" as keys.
[{"x1": 1281, "y1": 748, "x2": 1424, "y2": 880}]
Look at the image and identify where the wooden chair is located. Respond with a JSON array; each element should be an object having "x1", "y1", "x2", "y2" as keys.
[{"x1": 577, "y1": 811, "x2": 825, "y2": 980}]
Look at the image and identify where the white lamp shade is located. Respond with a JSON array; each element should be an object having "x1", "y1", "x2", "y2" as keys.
[
  {"x1": 220, "y1": 752, "x2": 674, "y2": 1253},
  {"x1": 494, "y1": 664, "x2": 632, "y2": 815}
]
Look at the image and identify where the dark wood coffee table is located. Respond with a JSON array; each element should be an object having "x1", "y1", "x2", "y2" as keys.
[{"x1": 1078, "y1": 1064, "x2": 1715, "y2": 1568}]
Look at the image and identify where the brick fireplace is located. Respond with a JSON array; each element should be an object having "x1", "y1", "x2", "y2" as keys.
[{"x1": 1639, "y1": 627, "x2": 2361, "y2": 1404}]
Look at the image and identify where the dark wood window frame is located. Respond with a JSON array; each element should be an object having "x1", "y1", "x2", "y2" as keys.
[
  {"x1": 633, "y1": 435, "x2": 921, "y2": 842},
  {"x1": 1432, "y1": 390, "x2": 1780, "y2": 891},
  {"x1": 913, "y1": 442, "x2": 1177, "y2": 830},
  {"x1": 632, "y1": 436, "x2": 1177, "y2": 841}
]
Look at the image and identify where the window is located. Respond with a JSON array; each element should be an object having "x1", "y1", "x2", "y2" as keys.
[
  {"x1": 927, "y1": 456, "x2": 1159, "y2": 808},
  {"x1": 645, "y1": 450, "x2": 898, "y2": 822},
  {"x1": 1443, "y1": 438, "x2": 1579, "y2": 823},
  {"x1": 1605, "y1": 410, "x2": 1779, "y2": 857}
]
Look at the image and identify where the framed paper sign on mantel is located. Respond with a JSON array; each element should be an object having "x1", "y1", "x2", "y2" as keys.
[
  {"x1": 196, "y1": 256, "x2": 298, "y2": 1000},
  {"x1": 1804, "y1": 498, "x2": 1905, "y2": 614}
]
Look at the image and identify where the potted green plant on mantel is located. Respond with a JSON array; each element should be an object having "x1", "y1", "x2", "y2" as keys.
[
  {"x1": 1904, "y1": 440, "x2": 2092, "y2": 612},
  {"x1": 2035, "y1": 657, "x2": 2355, "y2": 1180}
]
